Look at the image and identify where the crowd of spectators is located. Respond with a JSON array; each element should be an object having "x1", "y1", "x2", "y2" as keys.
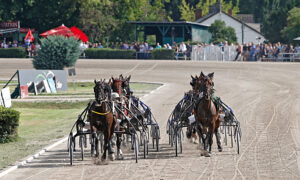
[
  {"x1": 80, "y1": 41, "x2": 193, "y2": 60},
  {"x1": 0, "y1": 39, "x2": 41, "y2": 57},
  {"x1": 193, "y1": 41, "x2": 300, "y2": 61},
  {"x1": 1, "y1": 38, "x2": 299, "y2": 61}
]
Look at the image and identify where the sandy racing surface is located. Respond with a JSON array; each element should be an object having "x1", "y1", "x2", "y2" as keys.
[{"x1": 1, "y1": 59, "x2": 300, "y2": 179}]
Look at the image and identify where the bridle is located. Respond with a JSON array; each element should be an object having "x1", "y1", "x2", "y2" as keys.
[{"x1": 93, "y1": 81, "x2": 112, "y2": 115}]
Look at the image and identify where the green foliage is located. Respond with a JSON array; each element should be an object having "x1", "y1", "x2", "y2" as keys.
[
  {"x1": 84, "y1": 48, "x2": 136, "y2": 59},
  {"x1": 179, "y1": 0, "x2": 195, "y2": 21},
  {"x1": 179, "y1": 0, "x2": 239, "y2": 21},
  {"x1": 0, "y1": 48, "x2": 26, "y2": 58},
  {"x1": 151, "y1": 49, "x2": 175, "y2": 60},
  {"x1": 0, "y1": 106, "x2": 20, "y2": 143},
  {"x1": 33, "y1": 36, "x2": 81, "y2": 70},
  {"x1": 208, "y1": 20, "x2": 237, "y2": 44},
  {"x1": 281, "y1": 7, "x2": 300, "y2": 43}
]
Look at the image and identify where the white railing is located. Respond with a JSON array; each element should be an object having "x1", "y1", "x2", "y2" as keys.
[{"x1": 191, "y1": 45, "x2": 238, "y2": 61}]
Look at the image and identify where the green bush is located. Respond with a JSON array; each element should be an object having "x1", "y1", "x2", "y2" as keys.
[
  {"x1": 85, "y1": 48, "x2": 136, "y2": 59},
  {"x1": 0, "y1": 48, "x2": 26, "y2": 58},
  {"x1": 0, "y1": 106, "x2": 20, "y2": 143},
  {"x1": 151, "y1": 49, "x2": 175, "y2": 60},
  {"x1": 33, "y1": 36, "x2": 81, "y2": 69}
]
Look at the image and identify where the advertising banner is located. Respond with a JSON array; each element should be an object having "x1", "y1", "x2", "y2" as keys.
[
  {"x1": 1, "y1": 87, "x2": 12, "y2": 108},
  {"x1": 18, "y1": 70, "x2": 68, "y2": 91},
  {"x1": 0, "y1": 21, "x2": 20, "y2": 29}
]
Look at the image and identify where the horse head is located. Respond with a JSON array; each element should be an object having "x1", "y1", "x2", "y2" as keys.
[
  {"x1": 200, "y1": 72, "x2": 214, "y2": 100},
  {"x1": 94, "y1": 79, "x2": 111, "y2": 104},
  {"x1": 122, "y1": 75, "x2": 132, "y2": 97},
  {"x1": 110, "y1": 76, "x2": 123, "y2": 95}
]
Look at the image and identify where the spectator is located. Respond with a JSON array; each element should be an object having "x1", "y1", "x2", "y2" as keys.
[
  {"x1": 234, "y1": 43, "x2": 242, "y2": 61},
  {"x1": 111, "y1": 42, "x2": 115, "y2": 49},
  {"x1": 98, "y1": 43, "x2": 103, "y2": 48},
  {"x1": 35, "y1": 42, "x2": 41, "y2": 50},
  {"x1": 174, "y1": 44, "x2": 180, "y2": 60},
  {"x1": 156, "y1": 42, "x2": 161, "y2": 49},
  {"x1": 12, "y1": 41, "x2": 18, "y2": 47},
  {"x1": 166, "y1": 43, "x2": 172, "y2": 50},
  {"x1": 179, "y1": 42, "x2": 187, "y2": 53},
  {"x1": 249, "y1": 42, "x2": 256, "y2": 61},
  {"x1": 186, "y1": 42, "x2": 192, "y2": 59}
]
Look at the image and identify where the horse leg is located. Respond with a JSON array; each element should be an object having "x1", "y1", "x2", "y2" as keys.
[
  {"x1": 196, "y1": 122, "x2": 207, "y2": 156},
  {"x1": 95, "y1": 134, "x2": 99, "y2": 158},
  {"x1": 108, "y1": 121, "x2": 116, "y2": 161},
  {"x1": 215, "y1": 128, "x2": 222, "y2": 152},
  {"x1": 116, "y1": 134, "x2": 124, "y2": 160},
  {"x1": 191, "y1": 123, "x2": 198, "y2": 144},
  {"x1": 208, "y1": 132, "x2": 213, "y2": 154},
  {"x1": 101, "y1": 132, "x2": 108, "y2": 161},
  {"x1": 91, "y1": 130, "x2": 95, "y2": 156}
]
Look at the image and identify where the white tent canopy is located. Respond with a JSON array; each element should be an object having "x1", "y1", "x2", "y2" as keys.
[{"x1": 294, "y1": 37, "x2": 300, "y2": 40}]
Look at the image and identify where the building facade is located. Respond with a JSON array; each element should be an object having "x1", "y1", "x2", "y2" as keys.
[{"x1": 196, "y1": 3, "x2": 265, "y2": 44}]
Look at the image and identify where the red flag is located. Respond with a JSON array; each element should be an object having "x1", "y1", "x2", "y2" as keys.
[{"x1": 25, "y1": 29, "x2": 34, "y2": 42}]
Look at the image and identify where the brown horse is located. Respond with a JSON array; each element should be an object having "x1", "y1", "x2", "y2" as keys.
[
  {"x1": 88, "y1": 79, "x2": 116, "y2": 162},
  {"x1": 109, "y1": 75, "x2": 129, "y2": 160},
  {"x1": 194, "y1": 72, "x2": 222, "y2": 157}
]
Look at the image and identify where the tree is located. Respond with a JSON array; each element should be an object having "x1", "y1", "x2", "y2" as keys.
[
  {"x1": 179, "y1": 0, "x2": 240, "y2": 21},
  {"x1": 281, "y1": 7, "x2": 300, "y2": 43},
  {"x1": 79, "y1": 0, "x2": 117, "y2": 43},
  {"x1": 208, "y1": 20, "x2": 237, "y2": 44},
  {"x1": 262, "y1": 0, "x2": 300, "y2": 43},
  {"x1": 179, "y1": 0, "x2": 195, "y2": 21}
]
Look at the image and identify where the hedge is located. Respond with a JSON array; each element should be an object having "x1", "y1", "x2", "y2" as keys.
[
  {"x1": 151, "y1": 49, "x2": 175, "y2": 60},
  {"x1": 0, "y1": 48, "x2": 27, "y2": 58},
  {"x1": 0, "y1": 106, "x2": 20, "y2": 143},
  {"x1": 85, "y1": 48, "x2": 136, "y2": 59}
]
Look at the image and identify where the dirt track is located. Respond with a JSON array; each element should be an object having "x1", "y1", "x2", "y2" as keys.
[{"x1": 1, "y1": 59, "x2": 300, "y2": 179}]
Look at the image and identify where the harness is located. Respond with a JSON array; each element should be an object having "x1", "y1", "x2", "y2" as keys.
[{"x1": 91, "y1": 110, "x2": 110, "y2": 116}]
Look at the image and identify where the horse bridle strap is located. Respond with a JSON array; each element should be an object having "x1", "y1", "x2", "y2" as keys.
[{"x1": 91, "y1": 110, "x2": 110, "y2": 116}]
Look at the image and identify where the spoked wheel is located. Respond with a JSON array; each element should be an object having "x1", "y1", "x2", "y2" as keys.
[
  {"x1": 236, "y1": 129, "x2": 240, "y2": 154},
  {"x1": 133, "y1": 134, "x2": 139, "y2": 163},
  {"x1": 235, "y1": 125, "x2": 241, "y2": 154},
  {"x1": 224, "y1": 124, "x2": 227, "y2": 146},
  {"x1": 230, "y1": 124, "x2": 234, "y2": 148},
  {"x1": 175, "y1": 129, "x2": 178, "y2": 157},
  {"x1": 179, "y1": 129, "x2": 182, "y2": 154},
  {"x1": 143, "y1": 134, "x2": 147, "y2": 159},
  {"x1": 155, "y1": 127, "x2": 160, "y2": 152},
  {"x1": 79, "y1": 135, "x2": 84, "y2": 161},
  {"x1": 68, "y1": 134, "x2": 74, "y2": 165}
]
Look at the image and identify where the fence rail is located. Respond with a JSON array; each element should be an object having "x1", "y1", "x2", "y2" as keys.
[
  {"x1": 262, "y1": 53, "x2": 300, "y2": 62},
  {"x1": 191, "y1": 45, "x2": 238, "y2": 61}
]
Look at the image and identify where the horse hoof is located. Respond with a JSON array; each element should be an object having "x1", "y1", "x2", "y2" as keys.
[
  {"x1": 117, "y1": 154, "x2": 124, "y2": 160},
  {"x1": 109, "y1": 154, "x2": 115, "y2": 161},
  {"x1": 205, "y1": 153, "x2": 211, "y2": 157}
]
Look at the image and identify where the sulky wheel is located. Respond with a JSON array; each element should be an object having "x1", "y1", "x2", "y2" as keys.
[
  {"x1": 133, "y1": 134, "x2": 139, "y2": 163},
  {"x1": 143, "y1": 134, "x2": 147, "y2": 159},
  {"x1": 178, "y1": 129, "x2": 182, "y2": 154},
  {"x1": 175, "y1": 128, "x2": 178, "y2": 157},
  {"x1": 68, "y1": 134, "x2": 74, "y2": 165},
  {"x1": 79, "y1": 135, "x2": 84, "y2": 161},
  {"x1": 155, "y1": 127, "x2": 160, "y2": 152}
]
